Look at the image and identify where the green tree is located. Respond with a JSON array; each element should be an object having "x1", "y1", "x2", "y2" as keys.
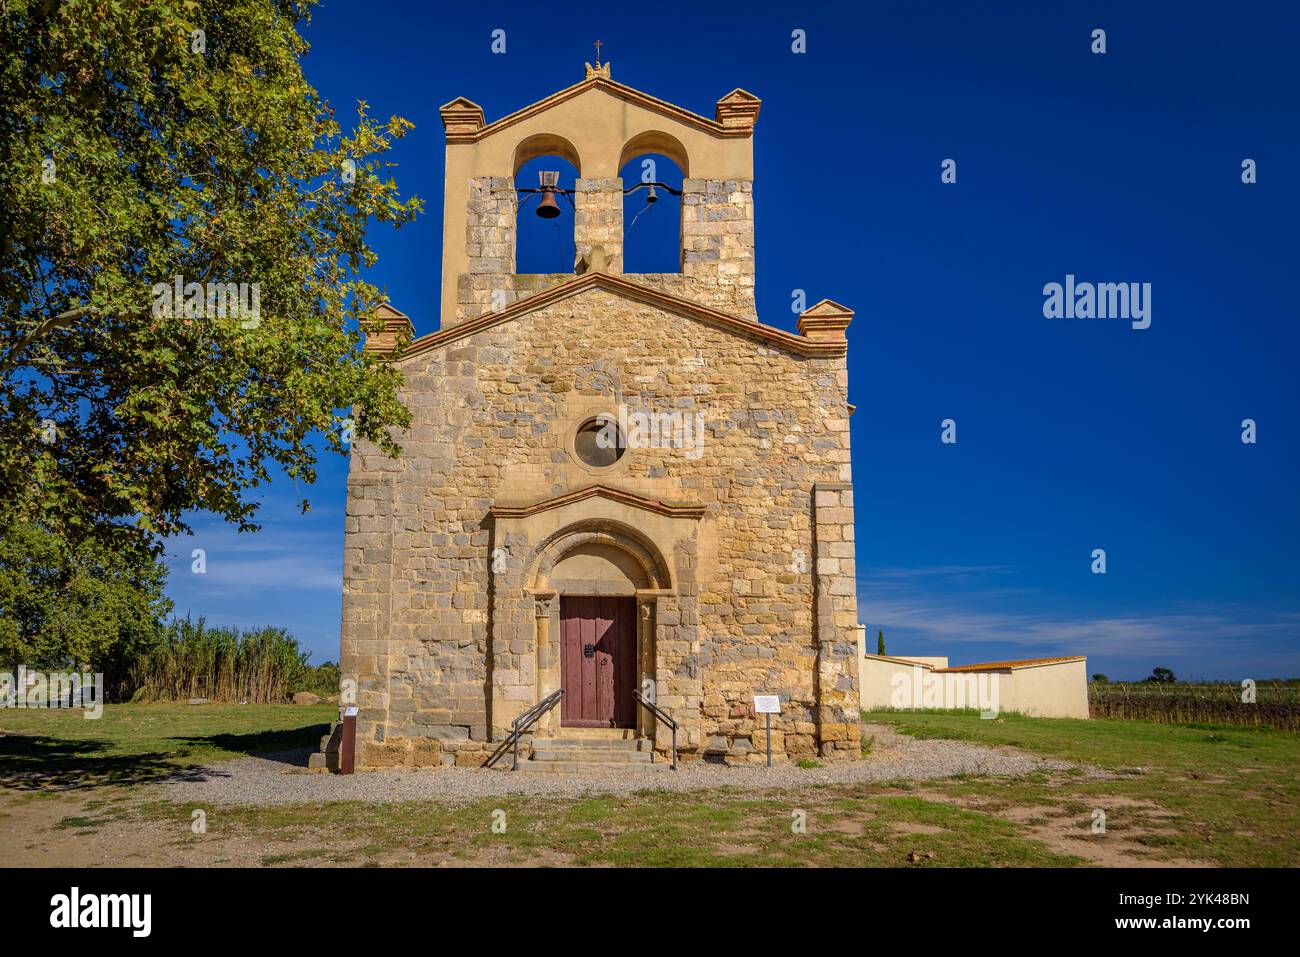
[
  {"x1": 876, "y1": 629, "x2": 886, "y2": 656},
  {"x1": 0, "y1": 0, "x2": 420, "y2": 553},
  {"x1": 1148, "y1": 667, "x2": 1177, "y2": 684},
  {"x1": 1091, "y1": 673, "x2": 1110, "y2": 684},
  {"x1": 0, "y1": 522, "x2": 171, "y2": 675}
]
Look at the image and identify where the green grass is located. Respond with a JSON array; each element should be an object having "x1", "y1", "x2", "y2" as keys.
[
  {"x1": 0, "y1": 701, "x2": 1073, "y2": 867},
  {"x1": 864, "y1": 709, "x2": 1300, "y2": 867},
  {"x1": 5, "y1": 702, "x2": 1297, "y2": 866},
  {"x1": 0, "y1": 702, "x2": 336, "y2": 791}
]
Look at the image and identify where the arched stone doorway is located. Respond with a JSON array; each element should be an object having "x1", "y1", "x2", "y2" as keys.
[
  {"x1": 487, "y1": 485, "x2": 704, "y2": 752},
  {"x1": 528, "y1": 523, "x2": 670, "y2": 737}
]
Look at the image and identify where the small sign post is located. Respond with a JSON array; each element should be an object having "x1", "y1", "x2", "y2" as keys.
[
  {"x1": 340, "y1": 706, "x2": 358, "y2": 775},
  {"x1": 753, "y1": 694, "x2": 781, "y2": 767}
]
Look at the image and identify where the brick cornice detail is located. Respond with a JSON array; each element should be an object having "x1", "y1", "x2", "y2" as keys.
[
  {"x1": 437, "y1": 97, "x2": 486, "y2": 139},
  {"x1": 362, "y1": 304, "x2": 414, "y2": 355},
  {"x1": 797, "y1": 299, "x2": 854, "y2": 342},
  {"x1": 715, "y1": 89, "x2": 761, "y2": 130}
]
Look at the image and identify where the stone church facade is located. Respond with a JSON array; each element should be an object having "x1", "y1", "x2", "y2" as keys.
[{"x1": 341, "y1": 63, "x2": 861, "y2": 769}]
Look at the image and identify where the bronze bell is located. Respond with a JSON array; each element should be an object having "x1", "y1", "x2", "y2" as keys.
[{"x1": 536, "y1": 188, "x2": 561, "y2": 219}]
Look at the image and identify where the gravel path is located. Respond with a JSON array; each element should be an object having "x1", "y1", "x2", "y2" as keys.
[{"x1": 159, "y1": 724, "x2": 1091, "y2": 806}]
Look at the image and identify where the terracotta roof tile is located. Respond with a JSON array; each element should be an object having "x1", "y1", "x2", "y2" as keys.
[{"x1": 933, "y1": 656, "x2": 1085, "y2": 673}]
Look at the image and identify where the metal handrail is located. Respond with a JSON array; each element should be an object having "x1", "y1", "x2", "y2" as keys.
[
  {"x1": 496, "y1": 688, "x2": 564, "y2": 771},
  {"x1": 633, "y1": 689, "x2": 678, "y2": 770}
]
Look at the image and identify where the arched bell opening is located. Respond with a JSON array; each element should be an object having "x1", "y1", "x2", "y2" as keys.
[
  {"x1": 514, "y1": 137, "x2": 580, "y2": 275},
  {"x1": 619, "y1": 147, "x2": 685, "y2": 274}
]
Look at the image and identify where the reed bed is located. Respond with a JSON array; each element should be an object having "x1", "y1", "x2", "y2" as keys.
[{"x1": 124, "y1": 616, "x2": 313, "y2": 704}]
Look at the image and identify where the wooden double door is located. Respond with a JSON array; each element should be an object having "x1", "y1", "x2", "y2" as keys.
[{"x1": 559, "y1": 595, "x2": 637, "y2": 728}]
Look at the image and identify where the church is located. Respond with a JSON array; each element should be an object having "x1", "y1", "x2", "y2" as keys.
[{"x1": 337, "y1": 60, "x2": 862, "y2": 770}]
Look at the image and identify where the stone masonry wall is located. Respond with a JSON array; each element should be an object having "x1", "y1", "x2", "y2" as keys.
[
  {"x1": 574, "y1": 178, "x2": 622, "y2": 273},
  {"x1": 341, "y1": 286, "x2": 858, "y2": 768},
  {"x1": 675, "y1": 177, "x2": 755, "y2": 317},
  {"x1": 455, "y1": 176, "x2": 517, "y2": 326},
  {"x1": 814, "y1": 482, "x2": 862, "y2": 758}
]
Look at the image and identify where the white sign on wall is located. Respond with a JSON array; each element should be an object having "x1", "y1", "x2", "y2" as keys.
[{"x1": 753, "y1": 694, "x2": 781, "y2": 714}]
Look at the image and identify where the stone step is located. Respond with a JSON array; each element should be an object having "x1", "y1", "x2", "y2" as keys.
[
  {"x1": 550, "y1": 727, "x2": 640, "y2": 741},
  {"x1": 532, "y1": 737, "x2": 649, "y2": 751},
  {"x1": 307, "y1": 750, "x2": 339, "y2": 771},
  {"x1": 531, "y1": 748, "x2": 653, "y2": 763},
  {"x1": 517, "y1": 760, "x2": 669, "y2": 774},
  {"x1": 319, "y1": 724, "x2": 343, "y2": 754}
]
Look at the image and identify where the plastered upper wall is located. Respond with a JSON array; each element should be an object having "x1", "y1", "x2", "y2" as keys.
[{"x1": 439, "y1": 71, "x2": 759, "y2": 328}]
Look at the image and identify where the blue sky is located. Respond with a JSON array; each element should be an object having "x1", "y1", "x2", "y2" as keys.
[{"x1": 165, "y1": 0, "x2": 1300, "y2": 681}]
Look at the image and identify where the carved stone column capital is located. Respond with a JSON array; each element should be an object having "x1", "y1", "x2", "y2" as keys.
[{"x1": 533, "y1": 592, "x2": 556, "y2": 618}]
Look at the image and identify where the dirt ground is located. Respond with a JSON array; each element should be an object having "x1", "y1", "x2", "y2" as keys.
[
  {"x1": 0, "y1": 773, "x2": 1213, "y2": 868},
  {"x1": 901, "y1": 788, "x2": 1213, "y2": 868}
]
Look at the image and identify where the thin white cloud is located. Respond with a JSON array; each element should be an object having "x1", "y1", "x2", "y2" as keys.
[
  {"x1": 164, "y1": 516, "x2": 343, "y2": 595},
  {"x1": 856, "y1": 564, "x2": 1300, "y2": 677}
]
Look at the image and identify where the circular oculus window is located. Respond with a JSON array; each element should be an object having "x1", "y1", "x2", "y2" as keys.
[{"x1": 572, "y1": 416, "x2": 625, "y2": 469}]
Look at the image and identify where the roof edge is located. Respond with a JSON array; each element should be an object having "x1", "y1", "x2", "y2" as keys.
[
  {"x1": 443, "y1": 75, "x2": 757, "y2": 144},
  {"x1": 401, "y1": 273, "x2": 848, "y2": 360},
  {"x1": 934, "y1": 656, "x2": 1087, "y2": 674},
  {"x1": 862, "y1": 654, "x2": 939, "y2": 669}
]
